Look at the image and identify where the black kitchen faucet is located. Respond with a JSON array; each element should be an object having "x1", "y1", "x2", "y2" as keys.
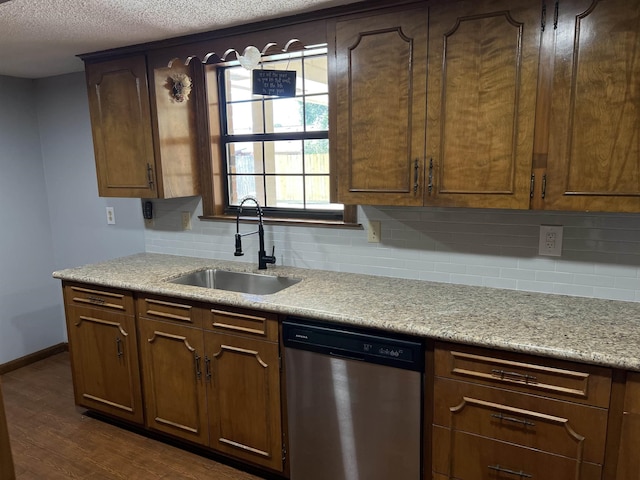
[{"x1": 234, "y1": 196, "x2": 276, "y2": 270}]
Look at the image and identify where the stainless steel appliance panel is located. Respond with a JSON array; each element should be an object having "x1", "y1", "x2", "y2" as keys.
[{"x1": 285, "y1": 325, "x2": 422, "y2": 480}]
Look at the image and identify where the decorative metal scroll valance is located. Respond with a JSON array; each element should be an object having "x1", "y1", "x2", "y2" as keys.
[
  {"x1": 168, "y1": 38, "x2": 312, "y2": 70},
  {"x1": 164, "y1": 39, "x2": 319, "y2": 102}
]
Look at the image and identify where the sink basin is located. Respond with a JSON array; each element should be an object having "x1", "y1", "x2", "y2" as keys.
[{"x1": 168, "y1": 269, "x2": 300, "y2": 295}]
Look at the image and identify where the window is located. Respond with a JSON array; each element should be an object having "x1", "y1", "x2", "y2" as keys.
[{"x1": 216, "y1": 48, "x2": 343, "y2": 220}]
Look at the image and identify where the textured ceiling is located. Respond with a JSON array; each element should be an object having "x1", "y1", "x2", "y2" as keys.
[{"x1": 0, "y1": 0, "x2": 362, "y2": 79}]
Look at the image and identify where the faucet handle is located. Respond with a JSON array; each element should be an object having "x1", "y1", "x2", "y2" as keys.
[{"x1": 234, "y1": 234, "x2": 244, "y2": 256}]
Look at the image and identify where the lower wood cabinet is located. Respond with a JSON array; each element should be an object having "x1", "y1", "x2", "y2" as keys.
[
  {"x1": 62, "y1": 283, "x2": 143, "y2": 424},
  {"x1": 433, "y1": 342, "x2": 612, "y2": 480},
  {"x1": 138, "y1": 317, "x2": 208, "y2": 445},
  {"x1": 616, "y1": 372, "x2": 640, "y2": 480},
  {"x1": 205, "y1": 331, "x2": 282, "y2": 471},
  {"x1": 136, "y1": 295, "x2": 284, "y2": 472}
]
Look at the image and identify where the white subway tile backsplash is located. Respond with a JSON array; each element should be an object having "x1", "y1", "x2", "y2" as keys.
[
  {"x1": 516, "y1": 280, "x2": 555, "y2": 294},
  {"x1": 593, "y1": 288, "x2": 637, "y2": 302},
  {"x1": 573, "y1": 274, "x2": 616, "y2": 288},
  {"x1": 450, "y1": 274, "x2": 485, "y2": 287},
  {"x1": 145, "y1": 202, "x2": 640, "y2": 303}
]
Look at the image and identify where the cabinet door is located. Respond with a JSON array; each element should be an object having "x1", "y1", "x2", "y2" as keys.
[
  {"x1": 426, "y1": 0, "x2": 541, "y2": 209},
  {"x1": 65, "y1": 305, "x2": 143, "y2": 424},
  {"x1": 86, "y1": 55, "x2": 157, "y2": 197},
  {"x1": 545, "y1": 0, "x2": 640, "y2": 212},
  {"x1": 205, "y1": 331, "x2": 283, "y2": 472},
  {"x1": 148, "y1": 58, "x2": 201, "y2": 198},
  {"x1": 617, "y1": 372, "x2": 640, "y2": 480},
  {"x1": 138, "y1": 318, "x2": 208, "y2": 445},
  {"x1": 331, "y1": 7, "x2": 428, "y2": 206}
]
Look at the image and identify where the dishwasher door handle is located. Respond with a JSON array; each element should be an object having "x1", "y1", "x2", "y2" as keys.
[{"x1": 328, "y1": 351, "x2": 366, "y2": 362}]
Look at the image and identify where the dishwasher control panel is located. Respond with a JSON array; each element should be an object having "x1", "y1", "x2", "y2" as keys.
[{"x1": 283, "y1": 318, "x2": 424, "y2": 371}]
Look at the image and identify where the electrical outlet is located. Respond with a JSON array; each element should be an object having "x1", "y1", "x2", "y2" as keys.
[
  {"x1": 106, "y1": 206, "x2": 115, "y2": 225},
  {"x1": 181, "y1": 211, "x2": 192, "y2": 231},
  {"x1": 368, "y1": 220, "x2": 381, "y2": 243},
  {"x1": 538, "y1": 225, "x2": 563, "y2": 256}
]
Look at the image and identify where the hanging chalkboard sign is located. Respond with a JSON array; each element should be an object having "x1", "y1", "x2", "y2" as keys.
[{"x1": 252, "y1": 69, "x2": 296, "y2": 97}]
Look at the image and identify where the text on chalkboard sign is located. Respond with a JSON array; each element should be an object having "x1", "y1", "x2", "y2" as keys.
[{"x1": 252, "y1": 69, "x2": 297, "y2": 97}]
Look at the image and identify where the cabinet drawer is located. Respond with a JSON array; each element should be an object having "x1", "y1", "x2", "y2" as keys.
[
  {"x1": 434, "y1": 377, "x2": 607, "y2": 464},
  {"x1": 432, "y1": 425, "x2": 602, "y2": 480},
  {"x1": 137, "y1": 295, "x2": 201, "y2": 328},
  {"x1": 64, "y1": 282, "x2": 134, "y2": 315},
  {"x1": 435, "y1": 342, "x2": 612, "y2": 407},
  {"x1": 203, "y1": 307, "x2": 278, "y2": 342}
]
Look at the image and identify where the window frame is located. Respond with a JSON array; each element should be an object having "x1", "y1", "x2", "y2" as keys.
[{"x1": 216, "y1": 50, "x2": 342, "y2": 222}]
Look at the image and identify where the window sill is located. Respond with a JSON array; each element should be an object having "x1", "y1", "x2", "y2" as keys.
[{"x1": 198, "y1": 214, "x2": 362, "y2": 229}]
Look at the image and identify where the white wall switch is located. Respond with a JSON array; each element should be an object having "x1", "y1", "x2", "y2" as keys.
[
  {"x1": 182, "y1": 211, "x2": 192, "y2": 231},
  {"x1": 106, "y1": 206, "x2": 115, "y2": 225},
  {"x1": 539, "y1": 225, "x2": 563, "y2": 256},
  {"x1": 368, "y1": 220, "x2": 381, "y2": 243}
]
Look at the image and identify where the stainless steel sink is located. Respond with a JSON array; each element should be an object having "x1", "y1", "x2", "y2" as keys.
[{"x1": 168, "y1": 269, "x2": 300, "y2": 295}]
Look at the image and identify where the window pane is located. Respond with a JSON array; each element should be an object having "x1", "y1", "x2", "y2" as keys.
[
  {"x1": 304, "y1": 139, "x2": 329, "y2": 174},
  {"x1": 228, "y1": 175, "x2": 265, "y2": 206},
  {"x1": 227, "y1": 143, "x2": 264, "y2": 174},
  {"x1": 305, "y1": 95, "x2": 328, "y2": 131},
  {"x1": 225, "y1": 67, "x2": 253, "y2": 102},
  {"x1": 305, "y1": 176, "x2": 343, "y2": 210},
  {"x1": 304, "y1": 55, "x2": 328, "y2": 94},
  {"x1": 267, "y1": 175, "x2": 305, "y2": 209},
  {"x1": 264, "y1": 98, "x2": 304, "y2": 133},
  {"x1": 264, "y1": 59, "x2": 304, "y2": 97},
  {"x1": 266, "y1": 141, "x2": 303, "y2": 174},
  {"x1": 227, "y1": 101, "x2": 264, "y2": 134}
]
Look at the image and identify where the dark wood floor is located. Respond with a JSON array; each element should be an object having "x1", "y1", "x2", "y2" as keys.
[{"x1": 1, "y1": 352, "x2": 265, "y2": 479}]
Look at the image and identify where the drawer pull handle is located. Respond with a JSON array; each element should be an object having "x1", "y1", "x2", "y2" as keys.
[
  {"x1": 87, "y1": 296, "x2": 106, "y2": 305},
  {"x1": 488, "y1": 464, "x2": 532, "y2": 478},
  {"x1": 491, "y1": 369, "x2": 537, "y2": 384},
  {"x1": 490, "y1": 413, "x2": 535, "y2": 427}
]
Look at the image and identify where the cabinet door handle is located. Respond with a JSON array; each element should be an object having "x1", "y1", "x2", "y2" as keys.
[
  {"x1": 488, "y1": 465, "x2": 532, "y2": 478},
  {"x1": 194, "y1": 352, "x2": 202, "y2": 379},
  {"x1": 490, "y1": 412, "x2": 536, "y2": 427},
  {"x1": 147, "y1": 163, "x2": 154, "y2": 189},
  {"x1": 413, "y1": 159, "x2": 420, "y2": 194},
  {"x1": 427, "y1": 158, "x2": 433, "y2": 195},
  {"x1": 204, "y1": 355, "x2": 211, "y2": 382},
  {"x1": 491, "y1": 369, "x2": 537, "y2": 384},
  {"x1": 115, "y1": 336, "x2": 123, "y2": 359}
]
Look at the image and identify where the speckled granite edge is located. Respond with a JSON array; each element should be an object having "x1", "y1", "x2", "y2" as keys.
[{"x1": 53, "y1": 253, "x2": 640, "y2": 372}]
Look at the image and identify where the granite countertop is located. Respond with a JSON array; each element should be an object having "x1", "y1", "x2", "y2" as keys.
[{"x1": 53, "y1": 253, "x2": 640, "y2": 371}]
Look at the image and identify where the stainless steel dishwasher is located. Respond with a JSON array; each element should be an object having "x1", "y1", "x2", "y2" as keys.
[{"x1": 283, "y1": 318, "x2": 424, "y2": 480}]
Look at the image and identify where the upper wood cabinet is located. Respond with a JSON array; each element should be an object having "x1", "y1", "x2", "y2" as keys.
[
  {"x1": 426, "y1": 0, "x2": 541, "y2": 209},
  {"x1": 330, "y1": 0, "x2": 640, "y2": 213},
  {"x1": 84, "y1": 54, "x2": 200, "y2": 198},
  {"x1": 330, "y1": 6, "x2": 428, "y2": 206},
  {"x1": 543, "y1": 0, "x2": 640, "y2": 212}
]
